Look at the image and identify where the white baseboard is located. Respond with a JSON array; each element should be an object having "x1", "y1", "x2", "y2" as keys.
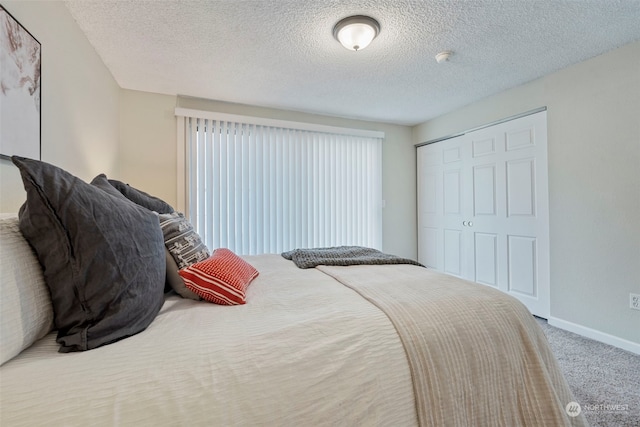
[{"x1": 547, "y1": 316, "x2": 640, "y2": 355}]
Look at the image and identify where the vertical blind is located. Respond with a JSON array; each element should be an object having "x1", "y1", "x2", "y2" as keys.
[{"x1": 177, "y1": 111, "x2": 383, "y2": 255}]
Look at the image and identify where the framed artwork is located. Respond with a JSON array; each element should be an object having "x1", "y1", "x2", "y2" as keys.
[{"x1": 0, "y1": 4, "x2": 41, "y2": 160}]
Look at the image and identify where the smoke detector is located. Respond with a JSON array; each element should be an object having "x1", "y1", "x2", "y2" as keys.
[{"x1": 435, "y1": 51, "x2": 453, "y2": 63}]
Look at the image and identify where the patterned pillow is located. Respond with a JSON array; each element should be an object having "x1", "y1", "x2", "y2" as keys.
[
  {"x1": 179, "y1": 249, "x2": 259, "y2": 305},
  {"x1": 159, "y1": 212, "x2": 210, "y2": 269}
]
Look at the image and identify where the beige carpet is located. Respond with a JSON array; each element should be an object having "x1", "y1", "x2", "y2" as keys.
[{"x1": 535, "y1": 318, "x2": 640, "y2": 427}]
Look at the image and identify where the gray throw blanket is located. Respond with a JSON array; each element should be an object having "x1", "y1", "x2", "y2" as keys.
[{"x1": 282, "y1": 246, "x2": 424, "y2": 269}]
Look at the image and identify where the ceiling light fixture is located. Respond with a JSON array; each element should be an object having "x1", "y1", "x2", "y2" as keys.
[
  {"x1": 435, "y1": 51, "x2": 453, "y2": 63},
  {"x1": 333, "y1": 15, "x2": 380, "y2": 52}
]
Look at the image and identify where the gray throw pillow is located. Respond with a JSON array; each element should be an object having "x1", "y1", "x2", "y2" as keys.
[
  {"x1": 159, "y1": 212, "x2": 210, "y2": 270},
  {"x1": 165, "y1": 249, "x2": 201, "y2": 300},
  {"x1": 12, "y1": 156, "x2": 166, "y2": 353},
  {"x1": 107, "y1": 177, "x2": 174, "y2": 214}
]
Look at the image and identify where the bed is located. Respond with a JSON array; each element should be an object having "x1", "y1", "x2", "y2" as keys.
[
  {"x1": 1, "y1": 157, "x2": 587, "y2": 426},
  {"x1": 1, "y1": 242, "x2": 586, "y2": 425}
]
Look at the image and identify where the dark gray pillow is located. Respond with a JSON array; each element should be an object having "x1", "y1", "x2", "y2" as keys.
[
  {"x1": 93, "y1": 174, "x2": 184, "y2": 294},
  {"x1": 159, "y1": 212, "x2": 210, "y2": 269},
  {"x1": 107, "y1": 177, "x2": 174, "y2": 214},
  {"x1": 90, "y1": 173, "x2": 129, "y2": 199},
  {"x1": 12, "y1": 156, "x2": 166, "y2": 353}
]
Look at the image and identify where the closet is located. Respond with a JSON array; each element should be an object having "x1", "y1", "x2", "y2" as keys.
[{"x1": 417, "y1": 109, "x2": 549, "y2": 318}]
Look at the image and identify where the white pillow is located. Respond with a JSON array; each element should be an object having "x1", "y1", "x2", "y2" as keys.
[{"x1": 0, "y1": 214, "x2": 54, "y2": 365}]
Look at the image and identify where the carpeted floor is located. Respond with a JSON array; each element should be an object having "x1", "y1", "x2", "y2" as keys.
[{"x1": 535, "y1": 317, "x2": 640, "y2": 427}]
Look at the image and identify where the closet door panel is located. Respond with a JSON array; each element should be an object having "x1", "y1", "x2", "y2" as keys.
[
  {"x1": 500, "y1": 112, "x2": 549, "y2": 316},
  {"x1": 474, "y1": 232, "x2": 498, "y2": 287},
  {"x1": 507, "y1": 235, "x2": 538, "y2": 297},
  {"x1": 417, "y1": 143, "x2": 443, "y2": 270},
  {"x1": 472, "y1": 163, "x2": 497, "y2": 216},
  {"x1": 444, "y1": 229, "x2": 463, "y2": 277},
  {"x1": 417, "y1": 137, "x2": 467, "y2": 273},
  {"x1": 419, "y1": 226, "x2": 439, "y2": 269},
  {"x1": 443, "y1": 169, "x2": 461, "y2": 215},
  {"x1": 506, "y1": 158, "x2": 536, "y2": 217}
]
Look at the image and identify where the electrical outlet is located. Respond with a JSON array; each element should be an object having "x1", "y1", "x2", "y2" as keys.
[{"x1": 631, "y1": 293, "x2": 640, "y2": 311}]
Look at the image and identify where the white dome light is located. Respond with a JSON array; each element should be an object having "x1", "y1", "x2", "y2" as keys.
[{"x1": 333, "y1": 16, "x2": 380, "y2": 52}]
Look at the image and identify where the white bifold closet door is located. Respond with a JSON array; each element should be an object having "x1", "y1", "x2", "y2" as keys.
[{"x1": 417, "y1": 110, "x2": 550, "y2": 318}]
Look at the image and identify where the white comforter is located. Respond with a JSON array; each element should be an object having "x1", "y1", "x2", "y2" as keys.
[{"x1": 0, "y1": 255, "x2": 418, "y2": 426}]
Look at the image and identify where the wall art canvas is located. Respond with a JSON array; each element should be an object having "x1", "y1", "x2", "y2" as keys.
[{"x1": 1, "y1": 5, "x2": 41, "y2": 160}]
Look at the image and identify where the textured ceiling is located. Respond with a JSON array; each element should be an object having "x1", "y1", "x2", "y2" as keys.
[{"x1": 65, "y1": 0, "x2": 640, "y2": 126}]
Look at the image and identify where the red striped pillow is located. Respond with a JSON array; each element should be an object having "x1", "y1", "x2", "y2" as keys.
[{"x1": 179, "y1": 248, "x2": 258, "y2": 305}]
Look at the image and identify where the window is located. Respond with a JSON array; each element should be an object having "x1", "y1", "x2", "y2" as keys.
[{"x1": 176, "y1": 109, "x2": 383, "y2": 255}]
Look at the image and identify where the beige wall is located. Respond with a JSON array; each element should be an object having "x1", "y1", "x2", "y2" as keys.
[
  {"x1": 414, "y1": 42, "x2": 640, "y2": 345},
  {"x1": 119, "y1": 93, "x2": 417, "y2": 259},
  {"x1": 118, "y1": 91, "x2": 178, "y2": 206},
  {"x1": 0, "y1": 2, "x2": 120, "y2": 212}
]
